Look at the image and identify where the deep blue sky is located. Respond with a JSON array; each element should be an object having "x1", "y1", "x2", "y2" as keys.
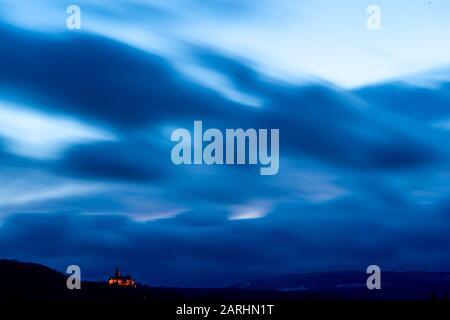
[{"x1": 0, "y1": 1, "x2": 450, "y2": 287}]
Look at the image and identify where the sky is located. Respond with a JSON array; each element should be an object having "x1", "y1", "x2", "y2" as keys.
[{"x1": 0, "y1": 0, "x2": 450, "y2": 287}]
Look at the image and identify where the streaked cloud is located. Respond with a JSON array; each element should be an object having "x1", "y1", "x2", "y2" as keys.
[
  {"x1": 2, "y1": 0, "x2": 450, "y2": 87},
  {"x1": 229, "y1": 202, "x2": 272, "y2": 221},
  {"x1": 0, "y1": 101, "x2": 116, "y2": 159}
]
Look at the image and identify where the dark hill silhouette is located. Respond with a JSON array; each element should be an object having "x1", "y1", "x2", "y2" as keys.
[
  {"x1": 0, "y1": 259, "x2": 67, "y2": 300},
  {"x1": 0, "y1": 259, "x2": 449, "y2": 301},
  {"x1": 0, "y1": 259, "x2": 335, "y2": 301}
]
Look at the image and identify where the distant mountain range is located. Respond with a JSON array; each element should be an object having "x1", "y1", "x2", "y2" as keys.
[
  {"x1": 1, "y1": 259, "x2": 449, "y2": 301},
  {"x1": 233, "y1": 271, "x2": 450, "y2": 300}
]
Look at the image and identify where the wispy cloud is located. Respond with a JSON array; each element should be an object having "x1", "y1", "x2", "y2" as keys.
[
  {"x1": 0, "y1": 101, "x2": 116, "y2": 159},
  {"x1": 2, "y1": 0, "x2": 450, "y2": 87}
]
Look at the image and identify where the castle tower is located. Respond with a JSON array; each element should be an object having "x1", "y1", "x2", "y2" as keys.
[{"x1": 115, "y1": 266, "x2": 120, "y2": 278}]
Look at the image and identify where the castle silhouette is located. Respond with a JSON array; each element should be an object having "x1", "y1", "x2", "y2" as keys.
[{"x1": 107, "y1": 266, "x2": 136, "y2": 287}]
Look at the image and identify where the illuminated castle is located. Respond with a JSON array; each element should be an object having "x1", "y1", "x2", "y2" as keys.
[{"x1": 107, "y1": 266, "x2": 136, "y2": 287}]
